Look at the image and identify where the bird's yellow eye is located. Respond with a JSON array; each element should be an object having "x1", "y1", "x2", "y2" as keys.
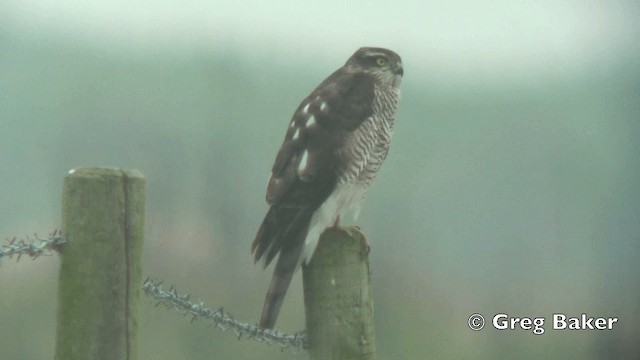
[{"x1": 375, "y1": 57, "x2": 387, "y2": 66}]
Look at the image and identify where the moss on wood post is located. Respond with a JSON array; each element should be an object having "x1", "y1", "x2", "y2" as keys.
[
  {"x1": 303, "y1": 227, "x2": 376, "y2": 360},
  {"x1": 55, "y1": 167, "x2": 145, "y2": 360}
]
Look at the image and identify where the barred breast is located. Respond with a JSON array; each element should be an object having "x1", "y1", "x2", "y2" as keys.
[
  {"x1": 299, "y1": 84, "x2": 399, "y2": 264},
  {"x1": 338, "y1": 83, "x2": 399, "y2": 186}
]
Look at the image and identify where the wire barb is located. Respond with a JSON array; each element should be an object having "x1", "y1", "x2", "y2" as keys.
[
  {"x1": 142, "y1": 278, "x2": 307, "y2": 350},
  {"x1": 1, "y1": 230, "x2": 65, "y2": 261}
]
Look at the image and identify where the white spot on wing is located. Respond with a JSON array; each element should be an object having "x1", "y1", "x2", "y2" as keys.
[
  {"x1": 320, "y1": 102, "x2": 327, "y2": 111},
  {"x1": 289, "y1": 120, "x2": 295, "y2": 128},
  {"x1": 302, "y1": 103, "x2": 310, "y2": 113},
  {"x1": 305, "y1": 115, "x2": 316, "y2": 128},
  {"x1": 297, "y1": 149, "x2": 308, "y2": 175},
  {"x1": 292, "y1": 128, "x2": 300, "y2": 140}
]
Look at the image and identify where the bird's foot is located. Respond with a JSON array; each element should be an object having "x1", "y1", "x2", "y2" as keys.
[
  {"x1": 342, "y1": 225, "x2": 362, "y2": 237},
  {"x1": 340, "y1": 226, "x2": 370, "y2": 253}
]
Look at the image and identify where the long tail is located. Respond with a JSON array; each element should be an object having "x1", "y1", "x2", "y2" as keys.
[
  {"x1": 252, "y1": 206, "x2": 313, "y2": 329},
  {"x1": 259, "y1": 237, "x2": 305, "y2": 329}
]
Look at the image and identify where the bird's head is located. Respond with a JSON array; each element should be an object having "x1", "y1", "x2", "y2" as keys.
[{"x1": 345, "y1": 47, "x2": 403, "y2": 87}]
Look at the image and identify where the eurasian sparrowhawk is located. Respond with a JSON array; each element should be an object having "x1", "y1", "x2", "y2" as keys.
[{"x1": 251, "y1": 47, "x2": 403, "y2": 329}]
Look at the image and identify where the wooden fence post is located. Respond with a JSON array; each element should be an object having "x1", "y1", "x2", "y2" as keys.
[
  {"x1": 303, "y1": 227, "x2": 376, "y2": 360},
  {"x1": 55, "y1": 167, "x2": 145, "y2": 360}
]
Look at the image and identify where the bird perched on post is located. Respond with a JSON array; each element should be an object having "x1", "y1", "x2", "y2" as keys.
[{"x1": 251, "y1": 47, "x2": 403, "y2": 329}]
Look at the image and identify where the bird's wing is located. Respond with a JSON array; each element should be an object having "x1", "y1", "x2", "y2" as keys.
[
  {"x1": 252, "y1": 70, "x2": 375, "y2": 265},
  {"x1": 264, "y1": 70, "x2": 376, "y2": 206},
  {"x1": 251, "y1": 69, "x2": 375, "y2": 329}
]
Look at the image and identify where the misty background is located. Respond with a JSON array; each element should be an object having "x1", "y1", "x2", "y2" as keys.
[{"x1": 1, "y1": 0, "x2": 639, "y2": 359}]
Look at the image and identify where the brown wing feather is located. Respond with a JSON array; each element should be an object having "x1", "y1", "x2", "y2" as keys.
[
  {"x1": 265, "y1": 70, "x2": 375, "y2": 205},
  {"x1": 251, "y1": 68, "x2": 376, "y2": 329}
]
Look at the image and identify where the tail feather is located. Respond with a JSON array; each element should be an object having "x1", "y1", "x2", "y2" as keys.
[
  {"x1": 252, "y1": 206, "x2": 311, "y2": 267},
  {"x1": 251, "y1": 207, "x2": 274, "y2": 264},
  {"x1": 252, "y1": 206, "x2": 313, "y2": 328},
  {"x1": 259, "y1": 238, "x2": 305, "y2": 329}
]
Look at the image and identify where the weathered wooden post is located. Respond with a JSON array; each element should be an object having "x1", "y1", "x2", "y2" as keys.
[
  {"x1": 303, "y1": 227, "x2": 376, "y2": 360},
  {"x1": 55, "y1": 167, "x2": 145, "y2": 360}
]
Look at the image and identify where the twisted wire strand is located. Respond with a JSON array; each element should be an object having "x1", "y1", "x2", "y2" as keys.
[
  {"x1": 1, "y1": 230, "x2": 64, "y2": 261},
  {"x1": 142, "y1": 278, "x2": 307, "y2": 350}
]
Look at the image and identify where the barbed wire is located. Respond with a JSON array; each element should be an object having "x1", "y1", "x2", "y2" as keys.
[
  {"x1": 1, "y1": 230, "x2": 65, "y2": 261},
  {"x1": 1, "y1": 232, "x2": 307, "y2": 350},
  {"x1": 142, "y1": 278, "x2": 307, "y2": 350}
]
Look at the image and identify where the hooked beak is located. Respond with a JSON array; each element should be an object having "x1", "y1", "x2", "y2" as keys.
[{"x1": 395, "y1": 63, "x2": 404, "y2": 76}]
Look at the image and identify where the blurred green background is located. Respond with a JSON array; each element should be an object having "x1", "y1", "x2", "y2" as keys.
[{"x1": 1, "y1": 1, "x2": 639, "y2": 359}]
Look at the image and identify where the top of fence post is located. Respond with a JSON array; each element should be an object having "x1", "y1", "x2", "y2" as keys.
[{"x1": 302, "y1": 227, "x2": 376, "y2": 360}]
